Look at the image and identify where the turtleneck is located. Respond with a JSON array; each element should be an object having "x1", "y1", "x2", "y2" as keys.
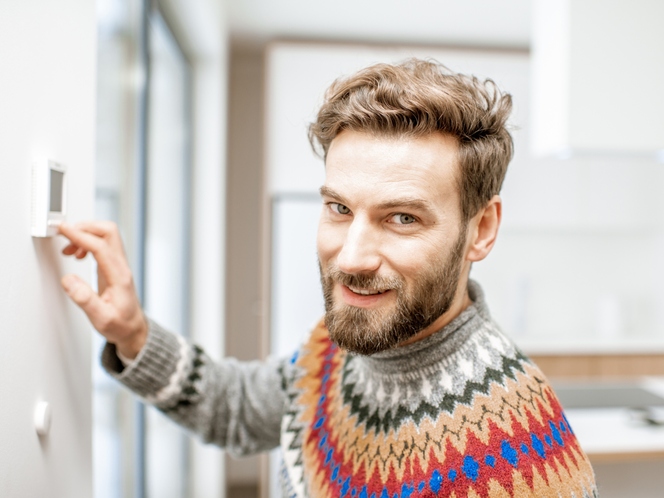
[{"x1": 354, "y1": 279, "x2": 492, "y2": 375}]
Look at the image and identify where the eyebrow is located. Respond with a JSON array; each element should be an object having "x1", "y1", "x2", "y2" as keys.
[{"x1": 319, "y1": 186, "x2": 436, "y2": 214}]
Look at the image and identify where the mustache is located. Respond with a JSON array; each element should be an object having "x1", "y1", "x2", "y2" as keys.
[{"x1": 324, "y1": 266, "x2": 404, "y2": 292}]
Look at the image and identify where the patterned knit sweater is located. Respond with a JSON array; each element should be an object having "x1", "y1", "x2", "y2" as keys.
[{"x1": 102, "y1": 281, "x2": 597, "y2": 497}]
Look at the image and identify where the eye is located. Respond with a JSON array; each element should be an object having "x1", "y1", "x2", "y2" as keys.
[
  {"x1": 392, "y1": 213, "x2": 416, "y2": 225},
  {"x1": 330, "y1": 202, "x2": 351, "y2": 215}
]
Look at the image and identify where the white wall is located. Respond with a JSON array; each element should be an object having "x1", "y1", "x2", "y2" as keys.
[
  {"x1": 531, "y1": 0, "x2": 664, "y2": 156},
  {"x1": 0, "y1": 1, "x2": 96, "y2": 497}
]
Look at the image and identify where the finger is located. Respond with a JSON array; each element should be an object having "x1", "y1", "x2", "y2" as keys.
[
  {"x1": 60, "y1": 223, "x2": 132, "y2": 288},
  {"x1": 73, "y1": 220, "x2": 117, "y2": 236},
  {"x1": 59, "y1": 224, "x2": 121, "y2": 281},
  {"x1": 75, "y1": 248, "x2": 88, "y2": 259},
  {"x1": 97, "y1": 268, "x2": 108, "y2": 295},
  {"x1": 58, "y1": 223, "x2": 104, "y2": 254},
  {"x1": 62, "y1": 243, "x2": 80, "y2": 256},
  {"x1": 61, "y1": 274, "x2": 113, "y2": 331},
  {"x1": 73, "y1": 221, "x2": 125, "y2": 252}
]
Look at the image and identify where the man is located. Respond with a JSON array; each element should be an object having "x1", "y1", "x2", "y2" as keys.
[{"x1": 59, "y1": 59, "x2": 597, "y2": 497}]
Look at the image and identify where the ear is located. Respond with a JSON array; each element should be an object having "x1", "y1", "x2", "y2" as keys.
[{"x1": 466, "y1": 195, "x2": 502, "y2": 262}]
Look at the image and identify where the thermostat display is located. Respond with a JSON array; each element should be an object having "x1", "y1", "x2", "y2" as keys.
[
  {"x1": 49, "y1": 169, "x2": 64, "y2": 212},
  {"x1": 32, "y1": 159, "x2": 67, "y2": 237}
]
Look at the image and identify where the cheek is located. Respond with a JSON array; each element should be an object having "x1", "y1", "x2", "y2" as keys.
[
  {"x1": 317, "y1": 221, "x2": 342, "y2": 264},
  {"x1": 386, "y1": 250, "x2": 428, "y2": 282},
  {"x1": 382, "y1": 236, "x2": 449, "y2": 281}
]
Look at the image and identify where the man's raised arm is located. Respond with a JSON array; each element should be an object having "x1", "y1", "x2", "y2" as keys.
[{"x1": 58, "y1": 221, "x2": 287, "y2": 455}]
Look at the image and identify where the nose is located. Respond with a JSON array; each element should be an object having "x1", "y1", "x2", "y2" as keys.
[{"x1": 335, "y1": 217, "x2": 381, "y2": 274}]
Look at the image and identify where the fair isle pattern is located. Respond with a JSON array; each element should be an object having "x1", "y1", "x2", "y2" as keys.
[
  {"x1": 156, "y1": 344, "x2": 206, "y2": 414},
  {"x1": 145, "y1": 334, "x2": 192, "y2": 405},
  {"x1": 281, "y1": 321, "x2": 597, "y2": 498}
]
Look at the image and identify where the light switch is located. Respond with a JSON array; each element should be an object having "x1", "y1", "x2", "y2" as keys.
[{"x1": 34, "y1": 401, "x2": 52, "y2": 437}]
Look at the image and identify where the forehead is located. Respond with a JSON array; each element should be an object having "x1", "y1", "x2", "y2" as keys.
[{"x1": 323, "y1": 131, "x2": 460, "y2": 208}]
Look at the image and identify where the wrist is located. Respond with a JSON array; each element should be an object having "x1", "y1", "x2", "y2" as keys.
[{"x1": 115, "y1": 315, "x2": 148, "y2": 360}]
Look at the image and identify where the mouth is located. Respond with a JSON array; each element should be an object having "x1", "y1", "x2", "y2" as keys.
[
  {"x1": 347, "y1": 285, "x2": 389, "y2": 296},
  {"x1": 338, "y1": 283, "x2": 394, "y2": 308}
]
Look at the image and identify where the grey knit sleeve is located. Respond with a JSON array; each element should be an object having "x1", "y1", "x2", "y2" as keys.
[{"x1": 101, "y1": 319, "x2": 292, "y2": 456}]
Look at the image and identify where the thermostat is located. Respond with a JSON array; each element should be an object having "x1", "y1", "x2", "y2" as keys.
[{"x1": 31, "y1": 159, "x2": 67, "y2": 237}]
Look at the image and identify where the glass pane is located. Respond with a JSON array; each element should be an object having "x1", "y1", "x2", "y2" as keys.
[
  {"x1": 145, "y1": 11, "x2": 189, "y2": 334},
  {"x1": 94, "y1": 0, "x2": 143, "y2": 497},
  {"x1": 144, "y1": 8, "x2": 192, "y2": 498}
]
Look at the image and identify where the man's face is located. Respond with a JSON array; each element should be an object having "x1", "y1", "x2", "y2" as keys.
[{"x1": 317, "y1": 130, "x2": 470, "y2": 355}]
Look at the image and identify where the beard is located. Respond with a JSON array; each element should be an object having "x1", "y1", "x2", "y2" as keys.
[{"x1": 320, "y1": 225, "x2": 468, "y2": 356}]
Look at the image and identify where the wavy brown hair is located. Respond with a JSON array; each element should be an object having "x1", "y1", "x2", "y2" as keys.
[{"x1": 308, "y1": 59, "x2": 514, "y2": 221}]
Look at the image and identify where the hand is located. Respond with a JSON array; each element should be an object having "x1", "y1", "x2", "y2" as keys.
[{"x1": 58, "y1": 221, "x2": 148, "y2": 359}]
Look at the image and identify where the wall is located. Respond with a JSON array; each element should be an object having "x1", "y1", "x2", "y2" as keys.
[
  {"x1": 0, "y1": 1, "x2": 96, "y2": 497},
  {"x1": 225, "y1": 45, "x2": 265, "y2": 493}
]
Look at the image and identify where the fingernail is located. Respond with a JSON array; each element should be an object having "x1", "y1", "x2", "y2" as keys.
[{"x1": 61, "y1": 275, "x2": 79, "y2": 292}]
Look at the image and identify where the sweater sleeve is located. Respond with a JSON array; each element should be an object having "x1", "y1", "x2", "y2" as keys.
[{"x1": 101, "y1": 319, "x2": 291, "y2": 456}]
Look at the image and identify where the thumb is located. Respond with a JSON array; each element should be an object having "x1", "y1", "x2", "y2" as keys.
[{"x1": 61, "y1": 274, "x2": 110, "y2": 328}]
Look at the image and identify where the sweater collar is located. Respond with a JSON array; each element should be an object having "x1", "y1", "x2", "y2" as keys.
[{"x1": 350, "y1": 280, "x2": 489, "y2": 373}]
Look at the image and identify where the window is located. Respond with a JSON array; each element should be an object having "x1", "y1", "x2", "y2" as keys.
[{"x1": 94, "y1": 1, "x2": 193, "y2": 496}]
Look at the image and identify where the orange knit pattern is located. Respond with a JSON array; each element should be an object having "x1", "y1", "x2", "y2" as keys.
[{"x1": 281, "y1": 322, "x2": 597, "y2": 498}]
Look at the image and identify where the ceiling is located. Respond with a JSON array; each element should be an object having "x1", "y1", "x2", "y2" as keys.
[{"x1": 228, "y1": 0, "x2": 532, "y2": 49}]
